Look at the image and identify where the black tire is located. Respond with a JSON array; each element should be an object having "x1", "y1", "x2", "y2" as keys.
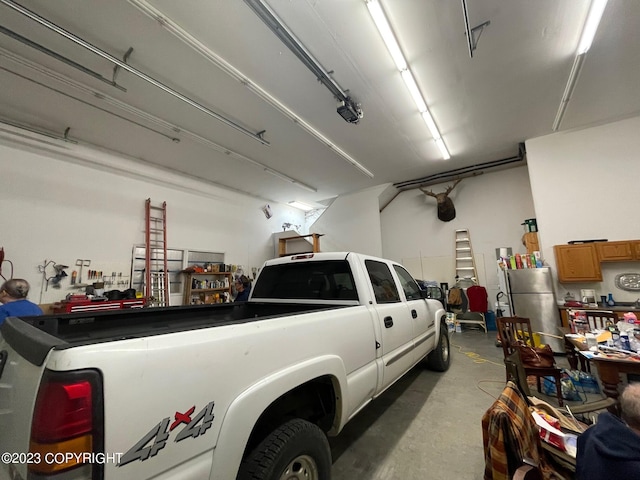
[
  {"x1": 237, "y1": 418, "x2": 331, "y2": 480},
  {"x1": 427, "y1": 325, "x2": 451, "y2": 372}
]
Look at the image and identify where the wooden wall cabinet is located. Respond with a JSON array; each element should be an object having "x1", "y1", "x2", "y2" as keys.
[
  {"x1": 554, "y1": 244, "x2": 602, "y2": 283},
  {"x1": 596, "y1": 241, "x2": 634, "y2": 262},
  {"x1": 183, "y1": 272, "x2": 232, "y2": 305},
  {"x1": 522, "y1": 232, "x2": 539, "y2": 254},
  {"x1": 634, "y1": 241, "x2": 640, "y2": 259}
]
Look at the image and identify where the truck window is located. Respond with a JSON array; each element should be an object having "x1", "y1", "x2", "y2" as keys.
[
  {"x1": 365, "y1": 260, "x2": 400, "y2": 303},
  {"x1": 252, "y1": 260, "x2": 358, "y2": 300},
  {"x1": 393, "y1": 265, "x2": 422, "y2": 300}
]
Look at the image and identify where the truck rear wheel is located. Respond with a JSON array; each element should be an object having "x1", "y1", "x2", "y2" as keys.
[
  {"x1": 427, "y1": 326, "x2": 451, "y2": 372},
  {"x1": 237, "y1": 418, "x2": 331, "y2": 480}
]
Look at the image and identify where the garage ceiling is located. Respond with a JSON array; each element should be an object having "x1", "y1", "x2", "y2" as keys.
[{"x1": 0, "y1": 0, "x2": 638, "y2": 206}]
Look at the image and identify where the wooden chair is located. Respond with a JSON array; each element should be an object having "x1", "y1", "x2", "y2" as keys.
[
  {"x1": 497, "y1": 316, "x2": 564, "y2": 407},
  {"x1": 504, "y1": 350, "x2": 618, "y2": 475},
  {"x1": 584, "y1": 310, "x2": 617, "y2": 330},
  {"x1": 505, "y1": 351, "x2": 617, "y2": 416}
]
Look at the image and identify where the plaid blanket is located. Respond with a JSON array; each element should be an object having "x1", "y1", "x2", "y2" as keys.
[{"x1": 482, "y1": 381, "x2": 564, "y2": 480}]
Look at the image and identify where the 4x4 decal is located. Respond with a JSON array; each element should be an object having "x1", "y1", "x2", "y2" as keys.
[{"x1": 119, "y1": 401, "x2": 215, "y2": 467}]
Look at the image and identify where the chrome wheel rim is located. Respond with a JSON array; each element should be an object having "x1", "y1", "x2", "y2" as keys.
[
  {"x1": 442, "y1": 335, "x2": 450, "y2": 361},
  {"x1": 279, "y1": 454, "x2": 319, "y2": 480}
]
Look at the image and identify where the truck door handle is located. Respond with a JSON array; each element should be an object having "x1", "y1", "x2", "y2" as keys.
[
  {"x1": 411, "y1": 309, "x2": 418, "y2": 318},
  {"x1": 384, "y1": 316, "x2": 393, "y2": 328}
]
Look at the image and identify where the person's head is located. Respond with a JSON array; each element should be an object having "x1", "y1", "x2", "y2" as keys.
[
  {"x1": 235, "y1": 275, "x2": 250, "y2": 292},
  {"x1": 621, "y1": 383, "x2": 640, "y2": 434},
  {"x1": 0, "y1": 279, "x2": 31, "y2": 304}
]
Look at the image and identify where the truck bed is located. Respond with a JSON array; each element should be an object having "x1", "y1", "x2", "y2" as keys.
[{"x1": 1, "y1": 302, "x2": 348, "y2": 366}]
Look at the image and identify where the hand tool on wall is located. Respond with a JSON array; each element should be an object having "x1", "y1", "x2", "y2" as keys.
[
  {"x1": 75, "y1": 259, "x2": 91, "y2": 284},
  {"x1": 51, "y1": 264, "x2": 69, "y2": 289},
  {"x1": 75, "y1": 259, "x2": 83, "y2": 283},
  {"x1": 0, "y1": 247, "x2": 14, "y2": 281}
]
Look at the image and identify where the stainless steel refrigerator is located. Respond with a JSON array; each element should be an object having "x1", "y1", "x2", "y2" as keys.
[{"x1": 507, "y1": 268, "x2": 563, "y2": 352}]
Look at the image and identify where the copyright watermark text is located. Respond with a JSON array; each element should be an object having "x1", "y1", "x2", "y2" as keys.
[{"x1": 2, "y1": 452, "x2": 122, "y2": 465}]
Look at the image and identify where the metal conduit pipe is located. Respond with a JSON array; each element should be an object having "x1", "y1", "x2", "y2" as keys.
[
  {"x1": 0, "y1": 24, "x2": 127, "y2": 92},
  {"x1": 0, "y1": 47, "x2": 317, "y2": 192},
  {"x1": 0, "y1": 0, "x2": 270, "y2": 146},
  {"x1": 393, "y1": 143, "x2": 526, "y2": 190}
]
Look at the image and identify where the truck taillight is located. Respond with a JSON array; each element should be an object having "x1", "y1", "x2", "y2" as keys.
[
  {"x1": 29, "y1": 369, "x2": 104, "y2": 477},
  {"x1": 32, "y1": 380, "x2": 93, "y2": 441}
]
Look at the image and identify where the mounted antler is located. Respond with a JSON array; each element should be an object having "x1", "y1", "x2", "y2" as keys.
[{"x1": 420, "y1": 178, "x2": 462, "y2": 222}]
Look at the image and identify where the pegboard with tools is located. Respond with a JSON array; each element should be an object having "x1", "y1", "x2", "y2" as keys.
[{"x1": 66, "y1": 261, "x2": 131, "y2": 289}]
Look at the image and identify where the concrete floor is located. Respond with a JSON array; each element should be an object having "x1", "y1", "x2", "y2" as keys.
[{"x1": 329, "y1": 327, "x2": 569, "y2": 480}]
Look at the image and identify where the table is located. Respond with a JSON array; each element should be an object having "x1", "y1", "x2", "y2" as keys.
[
  {"x1": 591, "y1": 356, "x2": 640, "y2": 403},
  {"x1": 563, "y1": 330, "x2": 640, "y2": 412}
]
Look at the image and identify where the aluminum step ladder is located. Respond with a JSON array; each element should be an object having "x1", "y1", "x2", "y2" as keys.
[
  {"x1": 145, "y1": 199, "x2": 169, "y2": 307},
  {"x1": 453, "y1": 229, "x2": 486, "y2": 332},
  {"x1": 455, "y1": 229, "x2": 478, "y2": 284}
]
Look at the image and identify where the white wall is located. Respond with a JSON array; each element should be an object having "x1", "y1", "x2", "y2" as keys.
[
  {"x1": 380, "y1": 167, "x2": 536, "y2": 305},
  {"x1": 310, "y1": 184, "x2": 389, "y2": 256},
  {"x1": 0, "y1": 131, "x2": 303, "y2": 305},
  {"x1": 6, "y1": 115, "x2": 639, "y2": 308},
  {"x1": 526, "y1": 114, "x2": 640, "y2": 302}
]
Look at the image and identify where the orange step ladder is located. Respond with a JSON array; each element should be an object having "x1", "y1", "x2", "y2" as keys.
[{"x1": 145, "y1": 199, "x2": 169, "y2": 307}]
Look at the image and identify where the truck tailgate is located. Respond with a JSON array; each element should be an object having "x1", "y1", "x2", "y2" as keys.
[{"x1": 0, "y1": 330, "x2": 49, "y2": 480}]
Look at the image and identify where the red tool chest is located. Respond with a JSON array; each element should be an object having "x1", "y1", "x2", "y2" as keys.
[{"x1": 52, "y1": 298, "x2": 146, "y2": 314}]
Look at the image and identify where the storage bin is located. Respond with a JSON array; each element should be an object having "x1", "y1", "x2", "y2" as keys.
[{"x1": 485, "y1": 310, "x2": 497, "y2": 331}]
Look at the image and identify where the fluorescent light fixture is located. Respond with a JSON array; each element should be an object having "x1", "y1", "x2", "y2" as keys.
[
  {"x1": 421, "y1": 111, "x2": 440, "y2": 140},
  {"x1": 552, "y1": 54, "x2": 585, "y2": 131},
  {"x1": 401, "y1": 70, "x2": 427, "y2": 112},
  {"x1": 366, "y1": 0, "x2": 450, "y2": 160},
  {"x1": 435, "y1": 138, "x2": 451, "y2": 160},
  {"x1": 288, "y1": 201, "x2": 314, "y2": 211},
  {"x1": 577, "y1": 0, "x2": 608, "y2": 54},
  {"x1": 553, "y1": 0, "x2": 608, "y2": 131},
  {"x1": 366, "y1": 0, "x2": 407, "y2": 71}
]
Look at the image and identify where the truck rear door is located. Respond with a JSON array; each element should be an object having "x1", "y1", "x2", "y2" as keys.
[
  {"x1": 392, "y1": 265, "x2": 437, "y2": 362},
  {"x1": 364, "y1": 259, "x2": 417, "y2": 393}
]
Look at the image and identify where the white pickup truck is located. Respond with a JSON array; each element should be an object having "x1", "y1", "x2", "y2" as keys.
[{"x1": 0, "y1": 252, "x2": 449, "y2": 480}]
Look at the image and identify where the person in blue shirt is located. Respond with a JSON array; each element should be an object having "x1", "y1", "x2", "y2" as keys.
[
  {"x1": 576, "y1": 383, "x2": 640, "y2": 480},
  {"x1": 234, "y1": 275, "x2": 251, "y2": 302},
  {"x1": 0, "y1": 279, "x2": 43, "y2": 326}
]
